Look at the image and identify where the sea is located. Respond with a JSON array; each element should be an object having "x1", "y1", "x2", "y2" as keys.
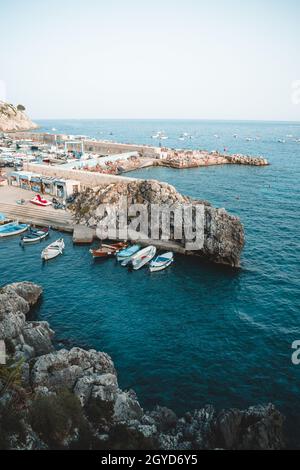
[{"x1": 1, "y1": 119, "x2": 300, "y2": 445}]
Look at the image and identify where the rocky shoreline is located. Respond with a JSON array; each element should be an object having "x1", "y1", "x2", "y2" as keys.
[{"x1": 0, "y1": 282, "x2": 285, "y2": 450}]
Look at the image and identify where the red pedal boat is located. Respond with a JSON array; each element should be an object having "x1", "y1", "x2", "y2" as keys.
[
  {"x1": 30, "y1": 194, "x2": 52, "y2": 207},
  {"x1": 89, "y1": 242, "x2": 127, "y2": 259}
]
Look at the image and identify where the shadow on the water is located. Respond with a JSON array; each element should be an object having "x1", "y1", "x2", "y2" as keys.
[{"x1": 27, "y1": 294, "x2": 43, "y2": 321}]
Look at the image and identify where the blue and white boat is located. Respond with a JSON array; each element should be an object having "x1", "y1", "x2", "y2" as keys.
[
  {"x1": 20, "y1": 227, "x2": 50, "y2": 245},
  {"x1": 116, "y1": 244, "x2": 141, "y2": 262},
  {"x1": 0, "y1": 222, "x2": 28, "y2": 238},
  {"x1": 149, "y1": 252, "x2": 174, "y2": 272}
]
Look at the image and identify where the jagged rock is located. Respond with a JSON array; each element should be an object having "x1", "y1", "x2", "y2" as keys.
[
  {"x1": 113, "y1": 390, "x2": 143, "y2": 422},
  {"x1": 0, "y1": 282, "x2": 49, "y2": 358},
  {"x1": 73, "y1": 372, "x2": 118, "y2": 406},
  {"x1": 31, "y1": 347, "x2": 115, "y2": 392},
  {"x1": 22, "y1": 321, "x2": 54, "y2": 356},
  {"x1": 0, "y1": 101, "x2": 38, "y2": 132}
]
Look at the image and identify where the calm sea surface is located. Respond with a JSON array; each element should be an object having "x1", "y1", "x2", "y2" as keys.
[{"x1": 1, "y1": 120, "x2": 300, "y2": 444}]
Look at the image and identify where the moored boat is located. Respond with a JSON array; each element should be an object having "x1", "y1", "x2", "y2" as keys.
[
  {"x1": 0, "y1": 222, "x2": 28, "y2": 238},
  {"x1": 21, "y1": 227, "x2": 50, "y2": 245},
  {"x1": 116, "y1": 244, "x2": 141, "y2": 262},
  {"x1": 127, "y1": 245, "x2": 157, "y2": 270},
  {"x1": 90, "y1": 242, "x2": 127, "y2": 259},
  {"x1": 41, "y1": 238, "x2": 65, "y2": 260},
  {"x1": 30, "y1": 194, "x2": 52, "y2": 207},
  {"x1": 149, "y1": 252, "x2": 174, "y2": 272}
]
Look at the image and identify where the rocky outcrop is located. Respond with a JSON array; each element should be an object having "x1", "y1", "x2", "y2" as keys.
[
  {"x1": 0, "y1": 282, "x2": 53, "y2": 360},
  {"x1": 225, "y1": 154, "x2": 269, "y2": 166},
  {"x1": 0, "y1": 101, "x2": 38, "y2": 132},
  {"x1": 0, "y1": 283, "x2": 285, "y2": 450},
  {"x1": 71, "y1": 179, "x2": 245, "y2": 267}
]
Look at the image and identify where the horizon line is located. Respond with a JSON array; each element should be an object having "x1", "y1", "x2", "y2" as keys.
[{"x1": 32, "y1": 117, "x2": 300, "y2": 124}]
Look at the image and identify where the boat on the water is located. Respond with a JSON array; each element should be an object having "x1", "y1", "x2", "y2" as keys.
[
  {"x1": 0, "y1": 222, "x2": 28, "y2": 238},
  {"x1": 116, "y1": 244, "x2": 141, "y2": 262},
  {"x1": 30, "y1": 194, "x2": 52, "y2": 207},
  {"x1": 21, "y1": 227, "x2": 50, "y2": 245},
  {"x1": 41, "y1": 238, "x2": 65, "y2": 260},
  {"x1": 126, "y1": 245, "x2": 157, "y2": 270},
  {"x1": 149, "y1": 252, "x2": 174, "y2": 272},
  {"x1": 90, "y1": 242, "x2": 127, "y2": 259}
]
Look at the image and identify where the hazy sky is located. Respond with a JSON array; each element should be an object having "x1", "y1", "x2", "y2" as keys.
[{"x1": 1, "y1": 0, "x2": 299, "y2": 120}]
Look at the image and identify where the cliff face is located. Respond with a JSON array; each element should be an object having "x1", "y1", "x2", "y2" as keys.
[
  {"x1": 72, "y1": 180, "x2": 245, "y2": 267},
  {"x1": 0, "y1": 101, "x2": 38, "y2": 132},
  {"x1": 0, "y1": 282, "x2": 285, "y2": 450}
]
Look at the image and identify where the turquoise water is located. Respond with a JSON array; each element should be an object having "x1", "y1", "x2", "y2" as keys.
[{"x1": 2, "y1": 120, "x2": 300, "y2": 444}]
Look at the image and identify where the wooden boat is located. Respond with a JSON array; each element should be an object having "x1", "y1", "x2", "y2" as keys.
[
  {"x1": 30, "y1": 194, "x2": 52, "y2": 207},
  {"x1": 124, "y1": 246, "x2": 156, "y2": 270},
  {"x1": 41, "y1": 238, "x2": 65, "y2": 260},
  {"x1": 89, "y1": 242, "x2": 127, "y2": 259},
  {"x1": 117, "y1": 244, "x2": 141, "y2": 262},
  {"x1": 149, "y1": 252, "x2": 174, "y2": 272},
  {"x1": 0, "y1": 222, "x2": 28, "y2": 238},
  {"x1": 21, "y1": 227, "x2": 50, "y2": 245}
]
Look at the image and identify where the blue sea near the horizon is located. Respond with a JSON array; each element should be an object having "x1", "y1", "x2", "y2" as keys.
[{"x1": 2, "y1": 119, "x2": 300, "y2": 445}]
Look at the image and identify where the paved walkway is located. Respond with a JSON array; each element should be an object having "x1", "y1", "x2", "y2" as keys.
[{"x1": 0, "y1": 186, "x2": 74, "y2": 231}]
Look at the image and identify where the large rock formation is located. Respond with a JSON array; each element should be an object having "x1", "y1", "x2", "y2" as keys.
[
  {"x1": 0, "y1": 282, "x2": 285, "y2": 450},
  {"x1": 0, "y1": 101, "x2": 38, "y2": 132},
  {"x1": 71, "y1": 180, "x2": 245, "y2": 267}
]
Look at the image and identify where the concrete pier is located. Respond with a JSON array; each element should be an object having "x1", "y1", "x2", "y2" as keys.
[{"x1": 72, "y1": 225, "x2": 95, "y2": 244}]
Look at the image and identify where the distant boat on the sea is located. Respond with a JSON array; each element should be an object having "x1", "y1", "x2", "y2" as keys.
[{"x1": 152, "y1": 131, "x2": 168, "y2": 140}]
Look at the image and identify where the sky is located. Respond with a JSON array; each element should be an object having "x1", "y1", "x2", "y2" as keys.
[{"x1": 0, "y1": 0, "x2": 300, "y2": 120}]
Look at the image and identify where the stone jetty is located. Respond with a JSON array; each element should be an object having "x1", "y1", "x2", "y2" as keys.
[{"x1": 0, "y1": 282, "x2": 285, "y2": 450}]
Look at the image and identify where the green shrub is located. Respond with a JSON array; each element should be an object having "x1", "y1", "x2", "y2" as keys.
[
  {"x1": 107, "y1": 423, "x2": 157, "y2": 450},
  {"x1": 17, "y1": 104, "x2": 26, "y2": 111},
  {"x1": 0, "y1": 359, "x2": 24, "y2": 397},
  {"x1": 0, "y1": 403, "x2": 26, "y2": 449},
  {"x1": 30, "y1": 389, "x2": 85, "y2": 447},
  {"x1": 85, "y1": 397, "x2": 114, "y2": 426}
]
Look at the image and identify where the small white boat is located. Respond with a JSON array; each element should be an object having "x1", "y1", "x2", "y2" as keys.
[
  {"x1": 41, "y1": 238, "x2": 65, "y2": 260},
  {"x1": 149, "y1": 252, "x2": 174, "y2": 272},
  {"x1": 128, "y1": 246, "x2": 156, "y2": 270}
]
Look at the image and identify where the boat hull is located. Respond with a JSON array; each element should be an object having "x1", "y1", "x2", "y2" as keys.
[
  {"x1": 0, "y1": 224, "x2": 28, "y2": 238},
  {"x1": 41, "y1": 239, "x2": 65, "y2": 260},
  {"x1": 149, "y1": 259, "x2": 173, "y2": 272},
  {"x1": 21, "y1": 230, "x2": 50, "y2": 244},
  {"x1": 131, "y1": 246, "x2": 157, "y2": 270}
]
